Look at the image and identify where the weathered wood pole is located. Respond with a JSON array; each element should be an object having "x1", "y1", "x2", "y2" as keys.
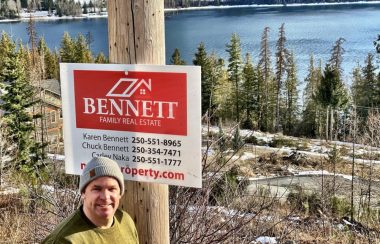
[{"x1": 107, "y1": 1, "x2": 169, "y2": 244}]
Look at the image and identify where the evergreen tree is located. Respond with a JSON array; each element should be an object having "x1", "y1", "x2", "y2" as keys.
[
  {"x1": 329, "y1": 37, "x2": 345, "y2": 77},
  {"x1": 59, "y1": 32, "x2": 75, "y2": 62},
  {"x1": 351, "y1": 53, "x2": 378, "y2": 120},
  {"x1": 316, "y1": 65, "x2": 349, "y2": 140},
  {"x1": 232, "y1": 126, "x2": 243, "y2": 152},
  {"x1": 88, "y1": 0, "x2": 95, "y2": 13},
  {"x1": 214, "y1": 58, "x2": 233, "y2": 120},
  {"x1": 283, "y1": 51, "x2": 299, "y2": 134},
  {"x1": 206, "y1": 53, "x2": 225, "y2": 123},
  {"x1": 300, "y1": 55, "x2": 322, "y2": 137},
  {"x1": 241, "y1": 53, "x2": 257, "y2": 129},
  {"x1": 38, "y1": 38, "x2": 59, "y2": 79},
  {"x1": 274, "y1": 23, "x2": 288, "y2": 132},
  {"x1": 362, "y1": 53, "x2": 378, "y2": 107},
  {"x1": 193, "y1": 42, "x2": 212, "y2": 116},
  {"x1": 95, "y1": 52, "x2": 108, "y2": 63},
  {"x1": 83, "y1": 2, "x2": 88, "y2": 14},
  {"x1": 0, "y1": 33, "x2": 36, "y2": 173},
  {"x1": 74, "y1": 33, "x2": 93, "y2": 63},
  {"x1": 258, "y1": 27, "x2": 273, "y2": 132},
  {"x1": 170, "y1": 48, "x2": 186, "y2": 65},
  {"x1": 351, "y1": 64, "x2": 363, "y2": 106},
  {"x1": 226, "y1": 33, "x2": 242, "y2": 122}
]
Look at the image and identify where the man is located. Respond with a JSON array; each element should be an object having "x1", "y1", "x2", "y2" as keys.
[{"x1": 43, "y1": 157, "x2": 139, "y2": 244}]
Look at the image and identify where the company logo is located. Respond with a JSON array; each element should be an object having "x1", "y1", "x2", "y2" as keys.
[
  {"x1": 106, "y1": 78, "x2": 152, "y2": 97},
  {"x1": 74, "y1": 70, "x2": 187, "y2": 135}
]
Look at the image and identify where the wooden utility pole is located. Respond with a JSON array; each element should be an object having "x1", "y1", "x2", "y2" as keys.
[{"x1": 107, "y1": 1, "x2": 169, "y2": 244}]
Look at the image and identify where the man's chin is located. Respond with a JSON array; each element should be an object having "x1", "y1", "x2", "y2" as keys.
[{"x1": 96, "y1": 206, "x2": 115, "y2": 217}]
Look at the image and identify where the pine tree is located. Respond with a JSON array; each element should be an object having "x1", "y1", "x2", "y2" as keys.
[
  {"x1": 95, "y1": 52, "x2": 108, "y2": 63},
  {"x1": 0, "y1": 33, "x2": 36, "y2": 172},
  {"x1": 351, "y1": 64, "x2": 363, "y2": 106},
  {"x1": 60, "y1": 32, "x2": 75, "y2": 62},
  {"x1": 274, "y1": 23, "x2": 288, "y2": 132},
  {"x1": 258, "y1": 27, "x2": 273, "y2": 132},
  {"x1": 74, "y1": 33, "x2": 93, "y2": 63},
  {"x1": 362, "y1": 53, "x2": 378, "y2": 107},
  {"x1": 226, "y1": 33, "x2": 242, "y2": 122},
  {"x1": 232, "y1": 126, "x2": 243, "y2": 152},
  {"x1": 329, "y1": 37, "x2": 345, "y2": 78},
  {"x1": 316, "y1": 65, "x2": 349, "y2": 140},
  {"x1": 206, "y1": 53, "x2": 225, "y2": 123},
  {"x1": 193, "y1": 42, "x2": 212, "y2": 116},
  {"x1": 214, "y1": 58, "x2": 233, "y2": 121},
  {"x1": 170, "y1": 48, "x2": 186, "y2": 65},
  {"x1": 241, "y1": 53, "x2": 257, "y2": 130},
  {"x1": 38, "y1": 38, "x2": 59, "y2": 79},
  {"x1": 83, "y1": 2, "x2": 88, "y2": 14},
  {"x1": 283, "y1": 51, "x2": 299, "y2": 135},
  {"x1": 300, "y1": 54, "x2": 321, "y2": 137}
]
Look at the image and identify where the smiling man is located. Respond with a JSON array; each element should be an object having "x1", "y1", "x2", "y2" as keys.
[{"x1": 43, "y1": 157, "x2": 139, "y2": 244}]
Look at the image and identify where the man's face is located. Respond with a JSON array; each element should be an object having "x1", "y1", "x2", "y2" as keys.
[{"x1": 82, "y1": 176, "x2": 121, "y2": 228}]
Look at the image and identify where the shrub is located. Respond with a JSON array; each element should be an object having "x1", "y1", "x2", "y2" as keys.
[
  {"x1": 269, "y1": 137, "x2": 296, "y2": 148},
  {"x1": 244, "y1": 135, "x2": 258, "y2": 144},
  {"x1": 241, "y1": 118, "x2": 254, "y2": 130},
  {"x1": 287, "y1": 186, "x2": 321, "y2": 216},
  {"x1": 330, "y1": 196, "x2": 351, "y2": 218}
]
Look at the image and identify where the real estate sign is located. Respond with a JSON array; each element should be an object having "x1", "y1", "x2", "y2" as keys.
[{"x1": 60, "y1": 63, "x2": 201, "y2": 188}]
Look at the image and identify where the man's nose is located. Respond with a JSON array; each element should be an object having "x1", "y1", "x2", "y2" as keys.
[{"x1": 100, "y1": 190, "x2": 110, "y2": 199}]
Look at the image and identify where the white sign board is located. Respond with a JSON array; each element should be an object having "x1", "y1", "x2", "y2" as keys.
[{"x1": 60, "y1": 63, "x2": 201, "y2": 188}]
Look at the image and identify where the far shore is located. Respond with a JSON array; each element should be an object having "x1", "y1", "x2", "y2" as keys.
[{"x1": 0, "y1": 1, "x2": 379, "y2": 23}]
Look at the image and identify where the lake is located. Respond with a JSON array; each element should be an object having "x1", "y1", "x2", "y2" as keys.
[{"x1": 0, "y1": 3, "x2": 379, "y2": 83}]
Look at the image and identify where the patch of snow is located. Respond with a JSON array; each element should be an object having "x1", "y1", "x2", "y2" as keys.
[
  {"x1": 42, "y1": 184, "x2": 54, "y2": 193},
  {"x1": 240, "y1": 152, "x2": 257, "y2": 161},
  {"x1": 255, "y1": 236, "x2": 277, "y2": 244},
  {"x1": 336, "y1": 223, "x2": 345, "y2": 230},
  {"x1": 0, "y1": 186, "x2": 19, "y2": 195},
  {"x1": 201, "y1": 147, "x2": 215, "y2": 156},
  {"x1": 231, "y1": 155, "x2": 240, "y2": 161},
  {"x1": 47, "y1": 153, "x2": 65, "y2": 161}
]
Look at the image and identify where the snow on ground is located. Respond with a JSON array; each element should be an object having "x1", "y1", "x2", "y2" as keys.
[
  {"x1": 0, "y1": 9, "x2": 108, "y2": 23},
  {"x1": 0, "y1": 185, "x2": 19, "y2": 195},
  {"x1": 204, "y1": 125, "x2": 380, "y2": 167},
  {"x1": 47, "y1": 153, "x2": 65, "y2": 161},
  {"x1": 255, "y1": 236, "x2": 277, "y2": 244}
]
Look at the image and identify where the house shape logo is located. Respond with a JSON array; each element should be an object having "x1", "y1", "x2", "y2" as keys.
[{"x1": 106, "y1": 78, "x2": 152, "y2": 97}]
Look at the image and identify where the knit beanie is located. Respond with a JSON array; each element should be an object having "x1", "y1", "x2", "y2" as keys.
[{"x1": 79, "y1": 157, "x2": 124, "y2": 195}]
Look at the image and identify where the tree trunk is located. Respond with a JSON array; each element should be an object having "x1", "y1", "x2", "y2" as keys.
[
  {"x1": 108, "y1": 1, "x2": 169, "y2": 244},
  {"x1": 330, "y1": 107, "x2": 333, "y2": 141},
  {"x1": 326, "y1": 106, "x2": 329, "y2": 141}
]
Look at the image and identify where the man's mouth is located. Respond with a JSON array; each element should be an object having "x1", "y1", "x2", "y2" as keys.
[{"x1": 97, "y1": 203, "x2": 113, "y2": 208}]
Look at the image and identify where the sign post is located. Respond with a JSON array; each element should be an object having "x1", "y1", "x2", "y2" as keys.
[{"x1": 107, "y1": 2, "x2": 169, "y2": 243}]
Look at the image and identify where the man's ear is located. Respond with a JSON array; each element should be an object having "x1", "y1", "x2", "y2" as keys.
[{"x1": 81, "y1": 192, "x2": 85, "y2": 200}]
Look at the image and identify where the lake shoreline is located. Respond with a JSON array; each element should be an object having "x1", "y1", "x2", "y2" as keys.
[
  {"x1": 165, "y1": 0, "x2": 380, "y2": 12},
  {"x1": 1, "y1": 1, "x2": 380, "y2": 23}
]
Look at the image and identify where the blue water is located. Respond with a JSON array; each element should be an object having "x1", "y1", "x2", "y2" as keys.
[{"x1": 1, "y1": 3, "x2": 380, "y2": 82}]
